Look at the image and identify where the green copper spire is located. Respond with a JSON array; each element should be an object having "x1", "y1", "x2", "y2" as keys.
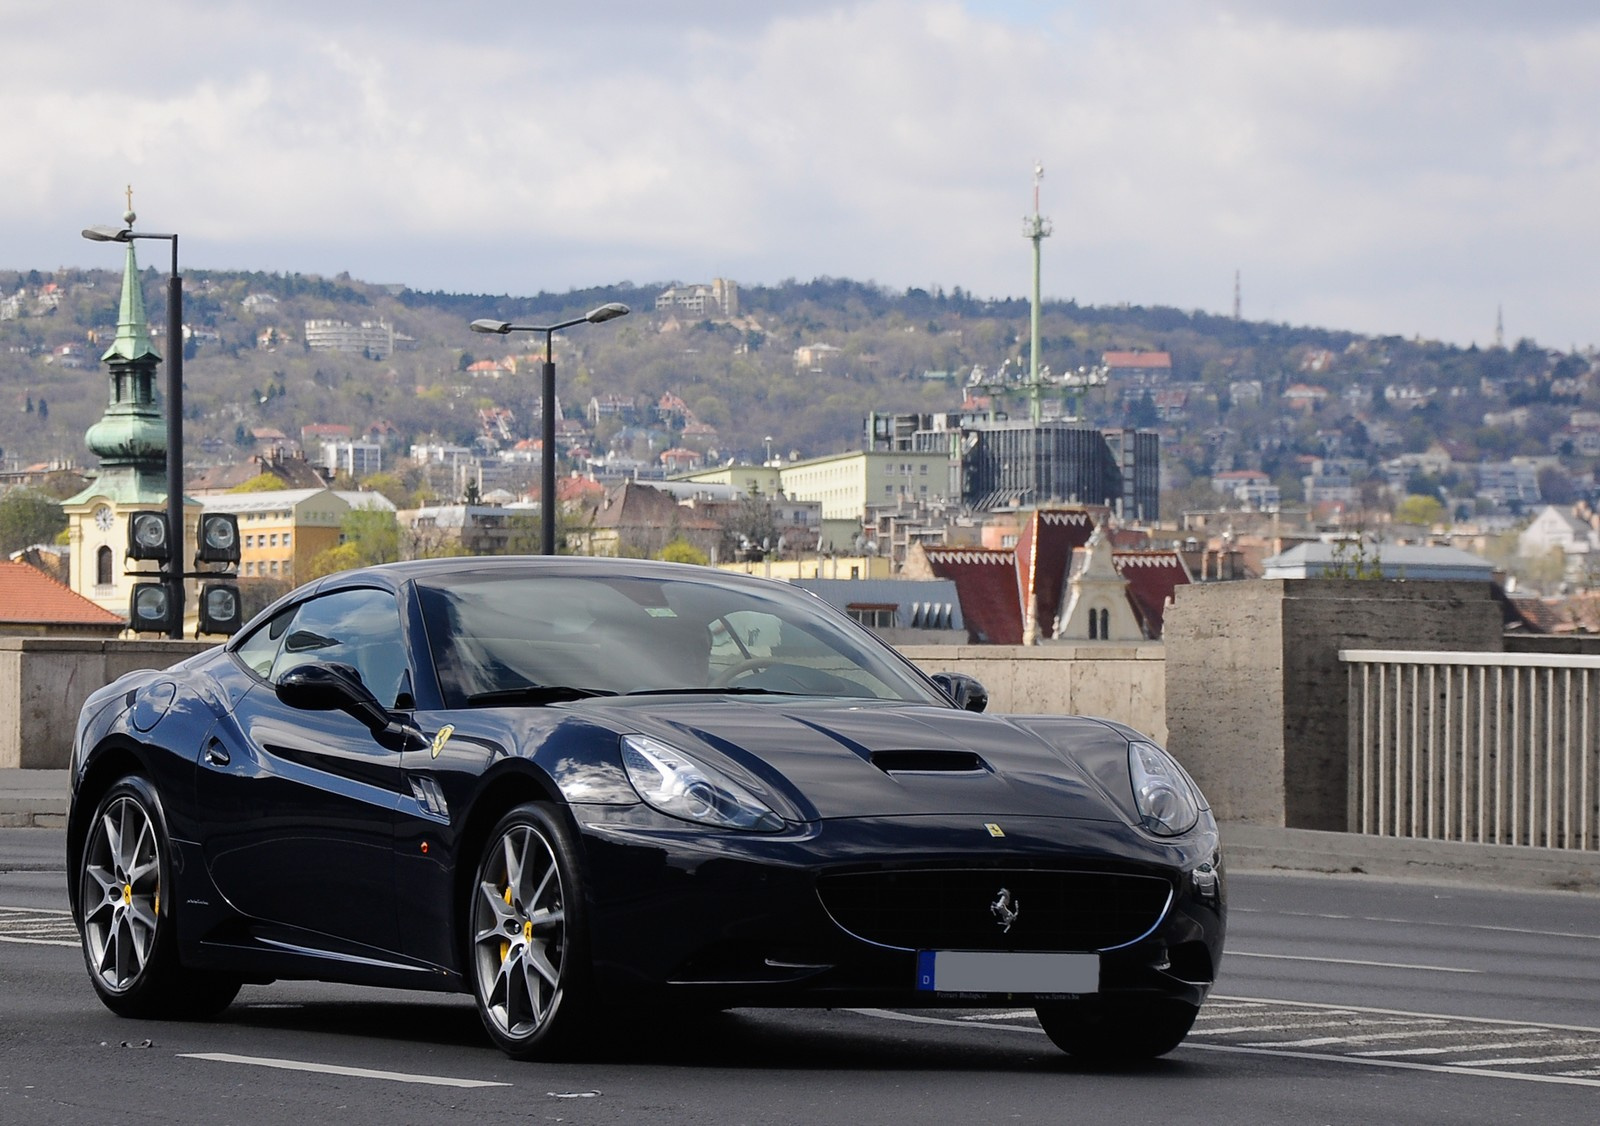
[
  {"x1": 100, "y1": 240, "x2": 162, "y2": 364},
  {"x1": 67, "y1": 224, "x2": 169, "y2": 505}
]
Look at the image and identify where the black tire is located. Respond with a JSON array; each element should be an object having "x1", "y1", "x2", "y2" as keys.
[
  {"x1": 78, "y1": 776, "x2": 241, "y2": 1020},
  {"x1": 467, "y1": 802, "x2": 594, "y2": 1060},
  {"x1": 1035, "y1": 997, "x2": 1198, "y2": 1061}
]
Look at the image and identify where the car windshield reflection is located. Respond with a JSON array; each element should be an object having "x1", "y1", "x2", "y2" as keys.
[{"x1": 417, "y1": 572, "x2": 944, "y2": 709}]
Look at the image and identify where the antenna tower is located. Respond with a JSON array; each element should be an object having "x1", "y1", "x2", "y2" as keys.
[
  {"x1": 1233, "y1": 270, "x2": 1241, "y2": 320},
  {"x1": 1022, "y1": 161, "x2": 1053, "y2": 424}
]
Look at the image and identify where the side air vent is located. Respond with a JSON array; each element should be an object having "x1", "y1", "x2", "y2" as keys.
[{"x1": 870, "y1": 750, "x2": 986, "y2": 773}]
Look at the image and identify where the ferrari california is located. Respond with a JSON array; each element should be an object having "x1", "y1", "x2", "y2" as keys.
[{"x1": 67, "y1": 557, "x2": 1224, "y2": 1060}]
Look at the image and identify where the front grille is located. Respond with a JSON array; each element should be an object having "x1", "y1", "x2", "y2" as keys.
[{"x1": 817, "y1": 868, "x2": 1172, "y2": 952}]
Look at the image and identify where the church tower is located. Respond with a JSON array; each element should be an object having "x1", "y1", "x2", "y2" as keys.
[{"x1": 63, "y1": 235, "x2": 199, "y2": 619}]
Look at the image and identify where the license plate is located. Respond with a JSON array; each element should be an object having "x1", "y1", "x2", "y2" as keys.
[{"x1": 915, "y1": 950, "x2": 1099, "y2": 994}]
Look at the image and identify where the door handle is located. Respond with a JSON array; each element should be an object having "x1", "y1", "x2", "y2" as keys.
[{"x1": 204, "y1": 743, "x2": 231, "y2": 767}]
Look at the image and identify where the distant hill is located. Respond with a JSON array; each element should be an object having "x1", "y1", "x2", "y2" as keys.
[{"x1": 1, "y1": 267, "x2": 1590, "y2": 514}]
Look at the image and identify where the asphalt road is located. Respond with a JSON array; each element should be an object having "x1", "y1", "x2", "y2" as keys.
[{"x1": 4, "y1": 827, "x2": 1598, "y2": 1125}]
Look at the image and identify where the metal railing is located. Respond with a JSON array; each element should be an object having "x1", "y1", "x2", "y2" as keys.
[{"x1": 1343, "y1": 649, "x2": 1599, "y2": 850}]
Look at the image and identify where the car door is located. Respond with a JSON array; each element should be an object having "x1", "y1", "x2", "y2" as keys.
[{"x1": 197, "y1": 586, "x2": 411, "y2": 954}]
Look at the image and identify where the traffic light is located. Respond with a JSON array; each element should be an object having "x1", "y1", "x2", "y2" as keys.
[
  {"x1": 128, "y1": 582, "x2": 176, "y2": 634},
  {"x1": 126, "y1": 511, "x2": 170, "y2": 561},
  {"x1": 198, "y1": 582, "x2": 243, "y2": 635},
  {"x1": 197, "y1": 513, "x2": 240, "y2": 565}
]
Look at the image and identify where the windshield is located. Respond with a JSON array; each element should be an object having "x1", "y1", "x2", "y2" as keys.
[{"x1": 415, "y1": 571, "x2": 949, "y2": 709}]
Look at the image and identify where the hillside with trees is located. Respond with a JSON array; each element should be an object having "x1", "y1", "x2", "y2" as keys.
[{"x1": 1, "y1": 266, "x2": 1593, "y2": 521}]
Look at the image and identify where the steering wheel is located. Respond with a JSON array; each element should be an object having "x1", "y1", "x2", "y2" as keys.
[{"x1": 711, "y1": 656, "x2": 785, "y2": 687}]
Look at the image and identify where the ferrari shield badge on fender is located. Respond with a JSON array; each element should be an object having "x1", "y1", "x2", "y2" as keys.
[{"x1": 430, "y1": 724, "x2": 455, "y2": 759}]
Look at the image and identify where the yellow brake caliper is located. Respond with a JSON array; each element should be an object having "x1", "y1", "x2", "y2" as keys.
[{"x1": 500, "y1": 885, "x2": 512, "y2": 964}]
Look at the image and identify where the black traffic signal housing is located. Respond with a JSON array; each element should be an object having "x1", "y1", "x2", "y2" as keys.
[
  {"x1": 126, "y1": 511, "x2": 170, "y2": 561},
  {"x1": 198, "y1": 582, "x2": 243, "y2": 636},
  {"x1": 128, "y1": 582, "x2": 176, "y2": 634},
  {"x1": 197, "y1": 513, "x2": 240, "y2": 565}
]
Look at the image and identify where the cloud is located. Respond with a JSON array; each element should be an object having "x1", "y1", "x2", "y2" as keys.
[{"x1": 4, "y1": 0, "x2": 1597, "y2": 348}]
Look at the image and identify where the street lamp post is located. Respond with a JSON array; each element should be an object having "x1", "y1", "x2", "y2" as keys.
[
  {"x1": 470, "y1": 303, "x2": 630, "y2": 555},
  {"x1": 83, "y1": 218, "x2": 185, "y2": 640}
]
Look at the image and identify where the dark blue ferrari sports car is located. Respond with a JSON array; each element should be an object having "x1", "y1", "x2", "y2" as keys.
[{"x1": 68, "y1": 557, "x2": 1224, "y2": 1060}]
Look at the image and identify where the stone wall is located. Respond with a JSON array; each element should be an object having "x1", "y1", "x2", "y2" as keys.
[
  {"x1": 2, "y1": 638, "x2": 1169, "y2": 771},
  {"x1": 899, "y1": 643, "x2": 1166, "y2": 744},
  {"x1": 1162, "y1": 580, "x2": 1503, "y2": 830},
  {"x1": 0, "y1": 638, "x2": 213, "y2": 769}
]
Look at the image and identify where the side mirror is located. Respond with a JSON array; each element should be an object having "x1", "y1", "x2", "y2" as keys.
[
  {"x1": 276, "y1": 662, "x2": 395, "y2": 738},
  {"x1": 930, "y1": 672, "x2": 989, "y2": 713}
]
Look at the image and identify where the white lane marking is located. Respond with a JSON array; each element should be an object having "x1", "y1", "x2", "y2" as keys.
[
  {"x1": 1212, "y1": 995, "x2": 1600, "y2": 1037},
  {"x1": 1458, "y1": 1051, "x2": 1600, "y2": 1067},
  {"x1": 1186, "y1": 1042, "x2": 1600, "y2": 1089},
  {"x1": 1262, "y1": 1025, "x2": 1554, "y2": 1049},
  {"x1": 849, "y1": 1008, "x2": 1040, "y2": 1033},
  {"x1": 1227, "y1": 951, "x2": 1481, "y2": 974},
  {"x1": 959, "y1": 1010, "x2": 1035, "y2": 1021},
  {"x1": 1191, "y1": 1017, "x2": 1370, "y2": 1036},
  {"x1": 843, "y1": 1009, "x2": 1600, "y2": 1089},
  {"x1": 179, "y1": 1053, "x2": 510, "y2": 1088},
  {"x1": 0, "y1": 935, "x2": 79, "y2": 948},
  {"x1": 1230, "y1": 907, "x2": 1600, "y2": 943},
  {"x1": 1360, "y1": 1038, "x2": 1592, "y2": 1059},
  {"x1": 1559, "y1": 1067, "x2": 1600, "y2": 1077}
]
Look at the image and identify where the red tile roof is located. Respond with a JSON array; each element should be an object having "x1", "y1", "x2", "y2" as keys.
[
  {"x1": 1016, "y1": 508, "x2": 1097, "y2": 640},
  {"x1": 920, "y1": 547, "x2": 1023, "y2": 644},
  {"x1": 1102, "y1": 351, "x2": 1172, "y2": 369},
  {"x1": 1113, "y1": 550, "x2": 1192, "y2": 639},
  {"x1": 0, "y1": 560, "x2": 124, "y2": 628}
]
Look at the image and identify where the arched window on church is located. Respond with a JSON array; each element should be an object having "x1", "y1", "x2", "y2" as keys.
[
  {"x1": 1097, "y1": 608, "x2": 1109, "y2": 640},
  {"x1": 1088, "y1": 605, "x2": 1100, "y2": 640},
  {"x1": 96, "y1": 545, "x2": 113, "y2": 587}
]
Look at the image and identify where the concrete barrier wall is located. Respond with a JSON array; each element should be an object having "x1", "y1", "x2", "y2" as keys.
[
  {"x1": 2, "y1": 638, "x2": 1168, "y2": 771},
  {"x1": 899, "y1": 643, "x2": 1167, "y2": 745},
  {"x1": 1162, "y1": 580, "x2": 1504, "y2": 831},
  {"x1": 0, "y1": 639, "x2": 214, "y2": 769}
]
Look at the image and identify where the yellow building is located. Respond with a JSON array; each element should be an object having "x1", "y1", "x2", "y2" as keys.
[
  {"x1": 65, "y1": 495, "x2": 203, "y2": 618},
  {"x1": 203, "y1": 489, "x2": 396, "y2": 585},
  {"x1": 716, "y1": 555, "x2": 894, "y2": 581}
]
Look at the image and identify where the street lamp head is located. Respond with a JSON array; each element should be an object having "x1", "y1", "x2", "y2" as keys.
[
  {"x1": 470, "y1": 319, "x2": 513, "y2": 335},
  {"x1": 585, "y1": 302, "x2": 630, "y2": 325},
  {"x1": 81, "y1": 224, "x2": 131, "y2": 243}
]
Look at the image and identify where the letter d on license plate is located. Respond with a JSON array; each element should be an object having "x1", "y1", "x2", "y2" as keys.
[{"x1": 915, "y1": 950, "x2": 1099, "y2": 994}]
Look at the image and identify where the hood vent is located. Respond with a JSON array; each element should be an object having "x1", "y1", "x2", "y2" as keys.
[{"x1": 870, "y1": 749, "x2": 986, "y2": 774}]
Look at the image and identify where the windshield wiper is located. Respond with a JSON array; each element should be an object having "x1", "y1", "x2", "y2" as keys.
[
  {"x1": 467, "y1": 685, "x2": 618, "y2": 707},
  {"x1": 625, "y1": 686, "x2": 802, "y2": 697}
]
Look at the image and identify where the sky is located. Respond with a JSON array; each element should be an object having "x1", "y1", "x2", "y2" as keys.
[{"x1": 5, "y1": 0, "x2": 1597, "y2": 350}]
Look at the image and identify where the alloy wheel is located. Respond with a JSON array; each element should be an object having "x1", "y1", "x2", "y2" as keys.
[
  {"x1": 81, "y1": 794, "x2": 162, "y2": 993},
  {"x1": 471, "y1": 822, "x2": 568, "y2": 1040}
]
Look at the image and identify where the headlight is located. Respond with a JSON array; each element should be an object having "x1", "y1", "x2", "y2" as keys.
[
  {"x1": 621, "y1": 733, "x2": 785, "y2": 832},
  {"x1": 1128, "y1": 740, "x2": 1201, "y2": 837}
]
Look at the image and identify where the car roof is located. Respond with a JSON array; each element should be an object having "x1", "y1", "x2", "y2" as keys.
[{"x1": 344, "y1": 555, "x2": 763, "y2": 584}]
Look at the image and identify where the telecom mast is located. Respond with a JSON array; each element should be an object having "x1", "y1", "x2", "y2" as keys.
[{"x1": 1023, "y1": 162, "x2": 1053, "y2": 424}]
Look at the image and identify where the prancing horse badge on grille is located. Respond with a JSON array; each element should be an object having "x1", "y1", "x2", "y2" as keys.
[{"x1": 991, "y1": 887, "x2": 1020, "y2": 932}]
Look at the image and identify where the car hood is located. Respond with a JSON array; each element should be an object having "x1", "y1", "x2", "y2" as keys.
[{"x1": 580, "y1": 697, "x2": 1129, "y2": 824}]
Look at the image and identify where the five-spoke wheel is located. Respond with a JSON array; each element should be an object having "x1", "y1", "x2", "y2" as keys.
[{"x1": 469, "y1": 803, "x2": 591, "y2": 1058}]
